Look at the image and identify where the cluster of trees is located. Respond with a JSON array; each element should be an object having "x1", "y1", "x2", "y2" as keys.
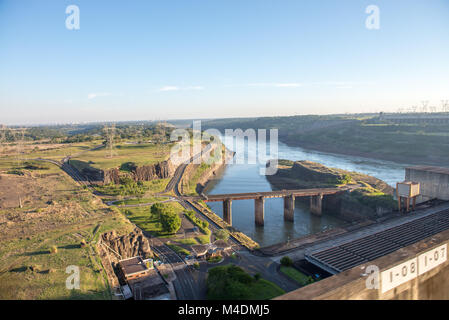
[
  {"x1": 206, "y1": 264, "x2": 260, "y2": 300},
  {"x1": 0, "y1": 122, "x2": 175, "y2": 144},
  {"x1": 151, "y1": 203, "x2": 181, "y2": 234}
]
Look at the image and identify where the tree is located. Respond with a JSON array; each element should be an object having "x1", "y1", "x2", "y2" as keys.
[
  {"x1": 280, "y1": 256, "x2": 293, "y2": 267},
  {"x1": 152, "y1": 203, "x2": 181, "y2": 234},
  {"x1": 214, "y1": 229, "x2": 230, "y2": 241}
]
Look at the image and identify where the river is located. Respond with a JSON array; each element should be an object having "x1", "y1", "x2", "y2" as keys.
[{"x1": 203, "y1": 135, "x2": 407, "y2": 247}]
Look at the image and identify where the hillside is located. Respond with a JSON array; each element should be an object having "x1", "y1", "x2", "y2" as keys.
[{"x1": 202, "y1": 113, "x2": 449, "y2": 166}]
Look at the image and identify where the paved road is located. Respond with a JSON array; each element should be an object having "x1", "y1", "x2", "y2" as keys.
[{"x1": 31, "y1": 143, "x2": 299, "y2": 299}]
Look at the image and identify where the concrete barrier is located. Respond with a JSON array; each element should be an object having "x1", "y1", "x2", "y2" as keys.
[{"x1": 276, "y1": 228, "x2": 449, "y2": 300}]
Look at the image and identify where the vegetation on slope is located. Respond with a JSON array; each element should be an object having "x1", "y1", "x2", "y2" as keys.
[{"x1": 207, "y1": 264, "x2": 285, "y2": 300}]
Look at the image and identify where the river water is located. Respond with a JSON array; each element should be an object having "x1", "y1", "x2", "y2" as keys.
[{"x1": 203, "y1": 135, "x2": 407, "y2": 247}]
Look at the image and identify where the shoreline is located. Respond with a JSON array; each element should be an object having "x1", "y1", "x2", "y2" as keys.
[{"x1": 281, "y1": 139, "x2": 447, "y2": 167}]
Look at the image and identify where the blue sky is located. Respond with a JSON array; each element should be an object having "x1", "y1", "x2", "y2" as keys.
[{"x1": 1, "y1": 0, "x2": 449, "y2": 125}]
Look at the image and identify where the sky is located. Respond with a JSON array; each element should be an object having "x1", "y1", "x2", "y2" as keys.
[{"x1": 1, "y1": 0, "x2": 449, "y2": 125}]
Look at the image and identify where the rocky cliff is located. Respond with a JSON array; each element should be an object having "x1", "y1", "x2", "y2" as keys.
[
  {"x1": 99, "y1": 229, "x2": 153, "y2": 259},
  {"x1": 76, "y1": 160, "x2": 175, "y2": 185}
]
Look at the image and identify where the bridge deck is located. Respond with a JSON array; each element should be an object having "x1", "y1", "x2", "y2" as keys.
[{"x1": 197, "y1": 186, "x2": 353, "y2": 202}]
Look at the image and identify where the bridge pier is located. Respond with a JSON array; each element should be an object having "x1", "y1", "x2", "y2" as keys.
[
  {"x1": 310, "y1": 194, "x2": 323, "y2": 216},
  {"x1": 284, "y1": 195, "x2": 295, "y2": 222},
  {"x1": 223, "y1": 199, "x2": 232, "y2": 225},
  {"x1": 255, "y1": 196, "x2": 265, "y2": 226}
]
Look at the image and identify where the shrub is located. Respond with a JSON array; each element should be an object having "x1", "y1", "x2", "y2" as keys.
[
  {"x1": 280, "y1": 256, "x2": 293, "y2": 267},
  {"x1": 214, "y1": 229, "x2": 230, "y2": 241},
  {"x1": 254, "y1": 273, "x2": 261, "y2": 281},
  {"x1": 120, "y1": 162, "x2": 137, "y2": 172},
  {"x1": 49, "y1": 246, "x2": 58, "y2": 254}
]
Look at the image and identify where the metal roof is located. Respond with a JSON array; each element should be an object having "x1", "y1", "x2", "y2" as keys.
[{"x1": 306, "y1": 209, "x2": 449, "y2": 274}]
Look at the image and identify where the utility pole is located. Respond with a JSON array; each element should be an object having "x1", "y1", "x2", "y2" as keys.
[{"x1": 441, "y1": 100, "x2": 449, "y2": 113}]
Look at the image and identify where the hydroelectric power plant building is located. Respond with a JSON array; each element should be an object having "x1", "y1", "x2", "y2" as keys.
[{"x1": 406, "y1": 166, "x2": 449, "y2": 203}]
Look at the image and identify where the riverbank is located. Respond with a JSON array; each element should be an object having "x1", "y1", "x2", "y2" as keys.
[
  {"x1": 202, "y1": 114, "x2": 449, "y2": 167},
  {"x1": 266, "y1": 160, "x2": 397, "y2": 221}
]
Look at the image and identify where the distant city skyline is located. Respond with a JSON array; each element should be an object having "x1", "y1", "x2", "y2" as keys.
[{"x1": 1, "y1": 0, "x2": 449, "y2": 125}]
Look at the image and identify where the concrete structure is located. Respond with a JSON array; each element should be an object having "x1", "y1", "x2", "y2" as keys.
[
  {"x1": 223, "y1": 199, "x2": 232, "y2": 225},
  {"x1": 277, "y1": 227, "x2": 449, "y2": 300},
  {"x1": 396, "y1": 181, "x2": 420, "y2": 212},
  {"x1": 310, "y1": 194, "x2": 323, "y2": 216},
  {"x1": 284, "y1": 195, "x2": 295, "y2": 222},
  {"x1": 255, "y1": 196, "x2": 265, "y2": 226},
  {"x1": 405, "y1": 166, "x2": 449, "y2": 203},
  {"x1": 197, "y1": 186, "x2": 354, "y2": 226}
]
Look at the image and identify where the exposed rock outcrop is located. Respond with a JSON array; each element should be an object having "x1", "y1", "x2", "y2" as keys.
[
  {"x1": 99, "y1": 229, "x2": 153, "y2": 259},
  {"x1": 133, "y1": 160, "x2": 175, "y2": 181},
  {"x1": 103, "y1": 168, "x2": 120, "y2": 185},
  {"x1": 74, "y1": 160, "x2": 175, "y2": 185}
]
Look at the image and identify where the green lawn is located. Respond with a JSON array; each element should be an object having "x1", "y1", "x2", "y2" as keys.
[
  {"x1": 196, "y1": 234, "x2": 211, "y2": 244},
  {"x1": 166, "y1": 243, "x2": 191, "y2": 256},
  {"x1": 119, "y1": 202, "x2": 185, "y2": 238},
  {"x1": 175, "y1": 238, "x2": 198, "y2": 245},
  {"x1": 71, "y1": 142, "x2": 173, "y2": 170},
  {"x1": 207, "y1": 264, "x2": 285, "y2": 300},
  {"x1": 114, "y1": 196, "x2": 168, "y2": 206},
  {"x1": 249, "y1": 279, "x2": 286, "y2": 300},
  {"x1": 280, "y1": 266, "x2": 310, "y2": 286}
]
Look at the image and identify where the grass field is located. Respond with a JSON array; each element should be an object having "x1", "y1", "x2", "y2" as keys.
[
  {"x1": 207, "y1": 264, "x2": 285, "y2": 300},
  {"x1": 113, "y1": 196, "x2": 169, "y2": 206},
  {"x1": 280, "y1": 266, "x2": 310, "y2": 286},
  {"x1": 0, "y1": 141, "x2": 102, "y2": 161},
  {"x1": 175, "y1": 238, "x2": 199, "y2": 245},
  {"x1": 0, "y1": 161, "x2": 134, "y2": 299},
  {"x1": 119, "y1": 202, "x2": 185, "y2": 238},
  {"x1": 71, "y1": 142, "x2": 173, "y2": 170},
  {"x1": 196, "y1": 234, "x2": 211, "y2": 244},
  {"x1": 166, "y1": 242, "x2": 191, "y2": 256}
]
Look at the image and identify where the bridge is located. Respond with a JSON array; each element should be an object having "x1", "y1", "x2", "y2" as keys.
[{"x1": 189, "y1": 186, "x2": 358, "y2": 226}]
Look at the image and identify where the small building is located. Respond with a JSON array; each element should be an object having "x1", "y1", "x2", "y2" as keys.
[
  {"x1": 118, "y1": 256, "x2": 153, "y2": 282},
  {"x1": 128, "y1": 271, "x2": 170, "y2": 300},
  {"x1": 396, "y1": 181, "x2": 420, "y2": 212},
  {"x1": 191, "y1": 244, "x2": 209, "y2": 259},
  {"x1": 212, "y1": 240, "x2": 233, "y2": 255},
  {"x1": 405, "y1": 166, "x2": 449, "y2": 203}
]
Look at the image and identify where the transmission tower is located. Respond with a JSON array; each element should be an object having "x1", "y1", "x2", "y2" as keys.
[
  {"x1": 0, "y1": 125, "x2": 6, "y2": 154},
  {"x1": 421, "y1": 100, "x2": 429, "y2": 113},
  {"x1": 14, "y1": 128, "x2": 25, "y2": 167},
  {"x1": 104, "y1": 124, "x2": 117, "y2": 158},
  {"x1": 441, "y1": 100, "x2": 449, "y2": 113},
  {"x1": 13, "y1": 128, "x2": 25, "y2": 209}
]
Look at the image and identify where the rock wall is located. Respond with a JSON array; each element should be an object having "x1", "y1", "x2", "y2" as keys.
[
  {"x1": 181, "y1": 149, "x2": 235, "y2": 195},
  {"x1": 133, "y1": 160, "x2": 175, "y2": 181},
  {"x1": 99, "y1": 229, "x2": 153, "y2": 260},
  {"x1": 79, "y1": 160, "x2": 175, "y2": 185}
]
